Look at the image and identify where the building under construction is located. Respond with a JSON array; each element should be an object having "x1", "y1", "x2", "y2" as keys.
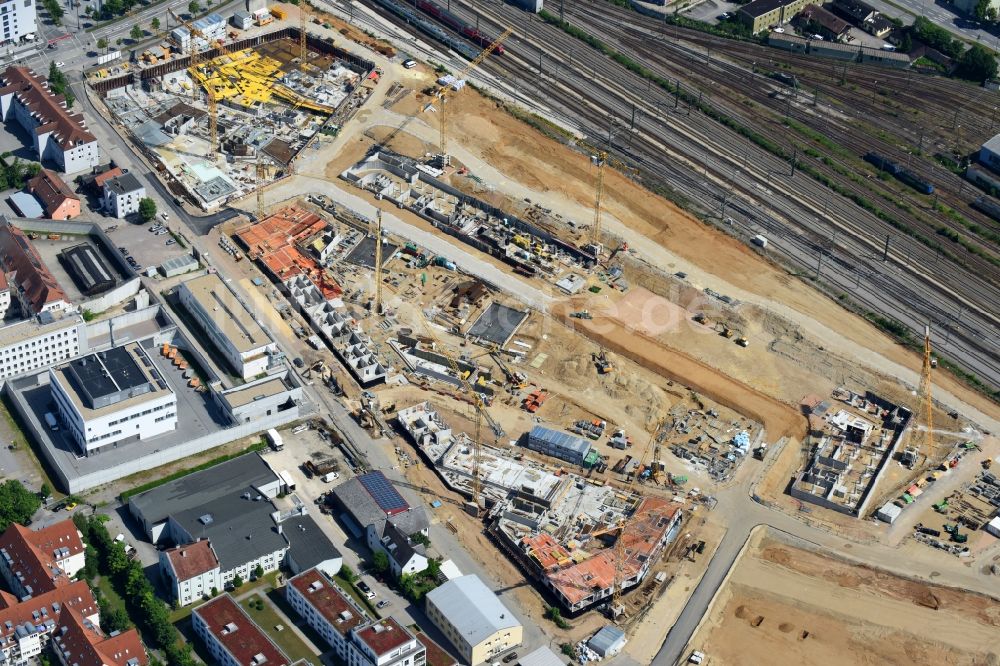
[
  {"x1": 791, "y1": 389, "x2": 912, "y2": 517},
  {"x1": 396, "y1": 401, "x2": 683, "y2": 614}
]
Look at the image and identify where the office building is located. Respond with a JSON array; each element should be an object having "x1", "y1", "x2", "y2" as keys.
[
  {"x1": 0, "y1": 0, "x2": 37, "y2": 46},
  {"x1": 178, "y1": 273, "x2": 278, "y2": 380},
  {"x1": 49, "y1": 343, "x2": 177, "y2": 455}
]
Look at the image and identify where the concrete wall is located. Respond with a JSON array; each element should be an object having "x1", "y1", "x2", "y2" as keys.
[{"x1": 79, "y1": 278, "x2": 142, "y2": 314}]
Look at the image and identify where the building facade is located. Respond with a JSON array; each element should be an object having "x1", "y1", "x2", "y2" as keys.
[
  {"x1": 0, "y1": 0, "x2": 37, "y2": 45},
  {"x1": 0, "y1": 315, "x2": 83, "y2": 381},
  {"x1": 286, "y1": 569, "x2": 369, "y2": 661},
  {"x1": 27, "y1": 169, "x2": 80, "y2": 219},
  {"x1": 49, "y1": 343, "x2": 177, "y2": 455},
  {"x1": 424, "y1": 575, "x2": 522, "y2": 665},
  {"x1": 347, "y1": 618, "x2": 425, "y2": 666},
  {"x1": 159, "y1": 540, "x2": 222, "y2": 607},
  {"x1": 102, "y1": 174, "x2": 146, "y2": 219},
  {"x1": 0, "y1": 216, "x2": 71, "y2": 315},
  {"x1": 178, "y1": 273, "x2": 278, "y2": 380},
  {"x1": 737, "y1": 0, "x2": 810, "y2": 32},
  {"x1": 192, "y1": 594, "x2": 290, "y2": 666},
  {"x1": 0, "y1": 66, "x2": 99, "y2": 173}
]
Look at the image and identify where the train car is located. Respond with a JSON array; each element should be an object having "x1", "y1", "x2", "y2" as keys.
[
  {"x1": 865, "y1": 152, "x2": 933, "y2": 194},
  {"x1": 413, "y1": 0, "x2": 505, "y2": 54},
  {"x1": 972, "y1": 195, "x2": 1000, "y2": 222},
  {"x1": 864, "y1": 151, "x2": 900, "y2": 175}
]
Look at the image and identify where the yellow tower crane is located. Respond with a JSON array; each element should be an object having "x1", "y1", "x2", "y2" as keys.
[
  {"x1": 585, "y1": 148, "x2": 638, "y2": 255},
  {"x1": 919, "y1": 325, "x2": 935, "y2": 463},
  {"x1": 611, "y1": 417, "x2": 663, "y2": 613},
  {"x1": 373, "y1": 208, "x2": 384, "y2": 315},
  {"x1": 433, "y1": 27, "x2": 512, "y2": 161}
]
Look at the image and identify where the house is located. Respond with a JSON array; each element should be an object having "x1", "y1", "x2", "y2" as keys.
[
  {"x1": 0, "y1": 520, "x2": 85, "y2": 596},
  {"x1": 0, "y1": 216, "x2": 70, "y2": 315},
  {"x1": 796, "y1": 4, "x2": 850, "y2": 41},
  {"x1": 102, "y1": 173, "x2": 146, "y2": 219},
  {"x1": 736, "y1": 0, "x2": 811, "y2": 33},
  {"x1": 331, "y1": 472, "x2": 430, "y2": 577},
  {"x1": 424, "y1": 575, "x2": 523, "y2": 665},
  {"x1": 0, "y1": 66, "x2": 100, "y2": 174},
  {"x1": 27, "y1": 169, "x2": 80, "y2": 219},
  {"x1": 160, "y1": 539, "x2": 221, "y2": 607},
  {"x1": 192, "y1": 594, "x2": 291, "y2": 666},
  {"x1": 51, "y1": 608, "x2": 148, "y2": 666}
]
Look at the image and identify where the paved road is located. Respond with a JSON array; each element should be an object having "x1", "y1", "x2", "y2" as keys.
[{"x1": 864, "y1": 0, "x2": 1000, "y2": 47}]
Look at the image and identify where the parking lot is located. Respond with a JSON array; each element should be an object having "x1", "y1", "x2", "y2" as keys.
[{"x1": 105, "y1": 215, "x2": 192, "y2": 276}]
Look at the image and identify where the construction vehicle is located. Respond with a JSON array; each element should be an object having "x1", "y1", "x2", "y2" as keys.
[
  {"x1": 693, "y1": 312, "x2": 707, "y2": 325},
  {"x1": 720, "y1": 325, "x2": 735, "y2": 339},
  {"x1": 736, "y1": 336, "x2": 749, "y2": 347},
  {"x1": 594, "y1": 348, "x2": 613, "y2": 375},
  {"x1": 570, "y1": 310, "x2": 592, "y2": 320},
  {"x1": 983, "y1": 459, "x2": 993, "y2": 470}
]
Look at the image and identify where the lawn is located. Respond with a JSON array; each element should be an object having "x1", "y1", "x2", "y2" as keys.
[
  {"x1": 94, "y1": 575, "x2": 126, "y2": 615},
  {"x1": 240, "y1": 594, "x2": 318, "y2": 664}
]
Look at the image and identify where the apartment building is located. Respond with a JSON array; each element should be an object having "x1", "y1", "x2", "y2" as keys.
[
  {"x1": 0, "y1": 0, "x2": 37, "y2": 45},
  {"x1": 159, "y1": 539, "x2": 221, "y2": 607},
  {"x1": 0, "y1": 216, "x2": 71, "y2": 316},
  {"x1": 286, "y1": 569, "x2": 368, "y2": 661},
  {"x1": 0, "y1": 314, "x2": 83, "y2": 381},
  {"x1": 0, "y1": 521, "x2": 85, "y2": 597},
  {"x1": 102, "y1": 174, "x2": 146, "y2": 219},
  {"x1": 192, "y1": 594, "x2": 290, "y2": 666},
  {"x1": 347, "y1": 618, "x2": 425, "y2": 666}
]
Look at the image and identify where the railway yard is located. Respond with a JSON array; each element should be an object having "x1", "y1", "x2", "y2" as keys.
[{"x1": 69, "y1": 1, "x2": 1000, "y2": 665}]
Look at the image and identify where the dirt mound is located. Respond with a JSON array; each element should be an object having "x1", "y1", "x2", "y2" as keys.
[
  {"x1": 913, "y1": 588, "x2": 941, "y2": 610},
  {"x1": 779, "y1": 622, "x2": 795, "y2": 633},
  {"x1": 735, "y1": 605, "x2": 750, "y2": 619}
]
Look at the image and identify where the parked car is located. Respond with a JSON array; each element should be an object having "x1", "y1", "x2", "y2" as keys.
[
  {"x1": 357, "y1": 581, "x2": 376, "y2": 600},
  {"x1": 154, "y1": 229, "x2": 168, "y2": 236},
  {"x1": 403, "y1": 59, "x2": 417, "y2": 69},
  {"x1": 502, "y1": 652, "x2": 518, "y2": 663},
  {"x1": 64, "y1": 502, "x2": 78, "y2": 512},
  {"x1": 293, "y1": 357, "x2": 304, "y2": 368},
  {"x1": 376, "y1": 599, "x2": 390, "y2": 609},
  {"x1": 165, "y1": 239, "x2": 176, "y2": 245},
  {"x1": 54, "y1": 61, "x2": 64, "y2": 67}
]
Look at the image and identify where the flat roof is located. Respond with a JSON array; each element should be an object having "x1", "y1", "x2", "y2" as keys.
[
  {"x1": 739, "y1": 0, "x2": 799, "y2": 17},
  {"x1": 220, "y1": 378, "x2": 289, "y2": 409},
  {"x1": 53, "y1": 343, "x2": 173, "y2": 418},
  {"x1": 528, "y1": 426, "x2": 592, "y2": 456},
  {"x1": 181, "y1": 273, "x2": 272, "y2": 354}
]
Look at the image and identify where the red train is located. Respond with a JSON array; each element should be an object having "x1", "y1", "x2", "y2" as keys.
[{"x1": 414, "y1": 0, "x2": 506, "y2": 54}]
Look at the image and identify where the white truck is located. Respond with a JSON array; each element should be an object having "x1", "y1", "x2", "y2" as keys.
[
  {"x1": 751, "y1": 235, "x2": 768, "y2": 249},
  {"x1": 321, "y1": 472, "x2": 339, "y2": 483},
  {"x1": 266, "y1": 428, "x2": 284, "y2": 451}
]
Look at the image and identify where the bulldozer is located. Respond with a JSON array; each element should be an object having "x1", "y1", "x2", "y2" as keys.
[{"x1": 594, "y1": 348, "x2": 613, "y2": 375}]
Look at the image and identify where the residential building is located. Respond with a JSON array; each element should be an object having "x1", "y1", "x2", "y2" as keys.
[
  {"x1": 347, "y1": 618, "x2": 425, "y2": 666},
  {"x1": 192, "y1": 594, "x2": 290, "y2": 666},
  {"x1": 0, "y1": 66, "x2": 99, "y2": 173},
  {"x1": 331, "y1": 472, "x2": 430, "y2": 577},
  {"x1": 0, "y1": 520, "x2": 85, "y2": 597},
  {"x1": 102, "y1": 173, "x2": 145, "y2": 219},
  {"x1": 159, "y1": 539, "x2": 221, "y2": 607},
  {"x1": 131, "y1": 453, "x2": 340, "y2": 604},
  {"x1": 27, "y1": 169, "x2": 80, "y2": 219},
  {"x1": 736, "y1": 0, "x2": 810, "y2": 32},
  {"x1": 51, "y1": 607, "x2": 147, "y2": 666},
  {"x1": 0, "y1": 314, "x2": 84, "y2": 380},
  {"x1": 286, "y1": 569, "x2": 369, "y2": 661},
  {"x1": 49, "y1": 342, "x2": 177, "y2": 455},
  {"x1": 0, "y1": 216, "x2": 71, "y2": 315},
  {"x1": 424, "y1": 575, "x2": 522, "y2": 665},
  {"x1": 524, "y1": 426, "x2": 592, "y2": 466},
  {"x1": 0, "y1": 272, "x2": 9, "y2": 320},
  {"x1": 0, "y1": 0, "x2": 37, "y2": 46},
  {"x1": 414, "y1": 634, "x2": 457, "y2": 666},
  {"x1": 0, "y1": 580, "x2": 100, "y2": 664},
  {"x1": 831, "y1": 0, "x2": 876, "y2": 23},
  {"x1": 795, "y1": 4, "x2": 850, "y2": 41},
  {"x1": 178, "y1": 273, "x2": 278, "y2": 380}
]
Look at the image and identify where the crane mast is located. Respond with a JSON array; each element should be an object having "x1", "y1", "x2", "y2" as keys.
[{"x1": 919, "y1": 326, "x2": 934, "y2": 462}]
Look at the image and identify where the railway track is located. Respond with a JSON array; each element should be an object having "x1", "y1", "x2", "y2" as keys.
[{"x1": 345, "y1": 0, "x2": 1000, "y2": 391}]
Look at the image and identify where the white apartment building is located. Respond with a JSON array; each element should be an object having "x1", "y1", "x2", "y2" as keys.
[
  {"x1": 0, "y1": 315, "x2": 83, "y2": 381},
  {"x1": 0, "y1": 66, "x2": 100, "y2": 174},
  {"x1": 178, "y1": 273, "x2": 277, "y2": 380},
  {"x1": 348, "y1": 618, "x2": 425, "y2": 666},
  {"x1": 0, "y1": 0, "x2": 37, "y2": 45},
  {"x1": 160, "y1": 540, "x2": 222, "y2": 607},
  {"x1": 286, "y1": 569, "x2": 369, "y2": 661},
  {"x1": 49, "y1": 342, "x2": 177, "y2": 455},
  {"x1": 102, "y1": 173, "x2": 146, "y2": 219},
  {"x1": 192, "y1": 594, "x2": 290, "y2": 666}
]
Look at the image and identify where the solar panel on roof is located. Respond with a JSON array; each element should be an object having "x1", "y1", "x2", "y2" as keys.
[{"x1": 358, "y1": 471, "x2": 409, "y2": 514}]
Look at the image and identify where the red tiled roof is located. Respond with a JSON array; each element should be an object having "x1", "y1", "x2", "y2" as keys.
[
  {"x1": 521, "y1": 533, "x2": 572, "y2": 571},
  {"x1": 353, "y1": 618, "x2": 414, "y2": 657},
  {"x1": 288, "y1": 569, "x2": 366, "y2": 637},
  {"x1": 0, "y1": 579, "x2": 97, "y2": 644},
  {"x1": 0, "y1": 218, "x2": 68, "y2": 312},
  {"x1": 93, "y1": 167, "x2": 123, "y2": 188},
  {"x1": 193, "y1": 595, "x2": 288, "y2": 666},
  {"x1": 165, "y1": 540, "x2": 219, "y2": 581},
  {"x1": 52, "y1": 608, "x2": 148, "y2": 666},
  {"x1": 27, "y1": 169, "x2": 79, "y2": 217},
  {"x1": 0, "y1": 521, "x2": 83, "y2": 594},
  {"x1": 0, "y1": 66, "x2": 96, "y2": 149}
]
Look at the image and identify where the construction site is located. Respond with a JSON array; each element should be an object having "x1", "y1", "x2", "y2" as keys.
[{"x1": 92, "y1": 17, "x2": 376, "y2": 210}]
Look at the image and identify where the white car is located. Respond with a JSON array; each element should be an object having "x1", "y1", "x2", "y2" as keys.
[
  {"x1": 54, "y1": 61, "x2": 65, "y2": 67},
  {"x1": 689, "y1": 651, "x2": 705, "y2": 664},
  {"x1": 403, "y1": 59, "x2": 417, "y2": 69}
]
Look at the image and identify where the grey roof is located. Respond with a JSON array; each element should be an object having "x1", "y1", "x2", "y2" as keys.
[
  {"x1": 738, "y1": 0, "x2": 799, "y2": 17},
  {"x1": 982, "y1": 133, "x2": 1000, "y2": 156},
  {"x1": 518, "y1": 646, "x2": 566, "y2": 666},
  {"x1": 160, "y1": 254, "x2": 198, "y2": 274},
  {"x1": 426, "y1": 575, "x2": 520, "y2": 646},
  {"x1": 588, "y1": 626, "x2": 626, "y2": 657},
  {"x1": 381, "y1": 521, "x2": 425, "y2": 567},
  {"x1": 331, "y1": 477, "x2": 428, "y2": 538},
  {"x1": 8, "y1": 192, "x2": 43, "y2": 218},
  {"x1": 233, "y1": 10, "x2": 251, "y2": 19},
  {"x1": 129, "y1": 453, "x2": 280, "y2": 527},
  {"x1": 528, "y1": 426, "x2": 592, "y2": 456},
  {"x1": 283, "y1": 513, "x2": 342, "y2": 573},
  {"x1": 104, "y1": 173, "x2": 144, "y2": 196},
  {"x1": 135, "y1": 120, "x2": 172, "y2": 147}
]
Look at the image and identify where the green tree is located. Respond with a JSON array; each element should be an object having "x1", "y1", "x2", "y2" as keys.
[
  {"x1": 116, "y1": 37, "x2": 124, "y2": 47},
  {"x1": 82, "y1": 545, "x2": 98, "y2": 580},
  {"x1": 956, "y1": 43, "x2": 999, "y2": 82},
  {"x1": 130, "y1": 25, "x2": 143, "y2": 41},
  {"x1": 106, "y1": 541, "x2": 129, "y2": 575},
  {"x1": 188, "y1": 0, "x2": 200, "y2": 15},
  {"x1": 100, "y1": 606, "x2": 131, "y2": 633},
  {"x1": 151, "y1": 17, "x2": 160, "y2": 31},
  {"x1": 253, "y1": 564, "x2": 264, "y2": 579},
  {"x1": 899, "y1": 32, "x2": 912, "y2": 53},
  {"x1": 410, "y1": 532, "x2": 430, "y2": 547},
  {"x1": 0, "y1": 480, "x2": 42, "y2": 531},
  {"x1": 340, "y1": 565, "x2": 358, "y2": 584},
  {"x1": 210, "y1": 586, "x2": 218, "y2": 597},
  {"x1": 989, "y1": 7, "x2": 998, "y2": 21},
  {"x1": 371, "y1": 550, "x2": 390, "y2": 575},
  {"x1": 39, "y1": 483, "x2": 52, "y2": 500},
  {"x1": 97, "y1": 37, "x2": 108, "y2": 52},
  {"x1": 976, "y1": 0, "x2": 991, "y2": 21},
  {"x1": 232, "y1": 573, "x2": 243, "y2": 588},
  {"x1": 138, "y1": 197, "x2": 157, "y2": 222}
]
